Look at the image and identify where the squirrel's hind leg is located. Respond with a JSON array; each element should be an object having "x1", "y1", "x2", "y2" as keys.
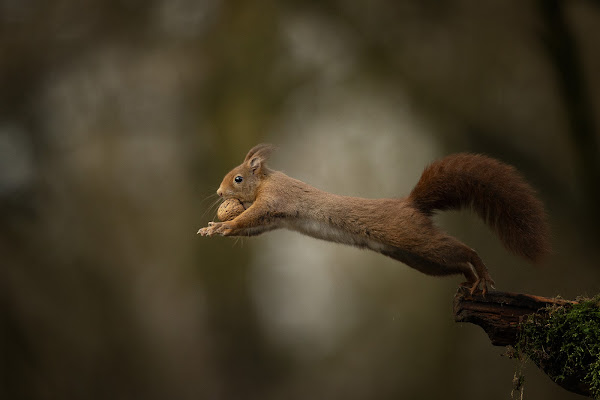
[
  {"x1": 379, "y1": 233, "x2": 496, "y2": 294},
  {"x1": 460, "y1": 254, "x2": 496, "y2": 295},
  {"x1": 433, "y1": 238, "x2": 496, "y2": 295}
]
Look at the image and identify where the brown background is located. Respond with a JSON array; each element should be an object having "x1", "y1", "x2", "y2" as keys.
[{"x1": 2, "y1": 1, "x2": 599, "y2": 399}]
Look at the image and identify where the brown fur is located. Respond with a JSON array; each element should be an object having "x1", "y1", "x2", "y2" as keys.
[
  {"x1": 409, "y1": 153, "x2": 550, "y2": 263},
  {"x1": 198, "y1": 144, "x2": 551, "y2": 294}
]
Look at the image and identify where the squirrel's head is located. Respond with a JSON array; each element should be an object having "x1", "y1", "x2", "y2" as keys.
[{"x1": 216, "y1": 143, "x2": 276, "y2": 203}]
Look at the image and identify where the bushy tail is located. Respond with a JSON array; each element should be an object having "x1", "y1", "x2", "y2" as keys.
[{"x1": 409, "y1": 153, "x2": 550, "y2": 263}]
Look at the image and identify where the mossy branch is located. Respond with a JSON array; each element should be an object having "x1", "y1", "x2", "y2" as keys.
[
  {"x1": 453, "y1": 287, "x2": 600, "y2": 398},
  {"x1": 453, "y1": 286, "x2": 577, "y2": 346}
]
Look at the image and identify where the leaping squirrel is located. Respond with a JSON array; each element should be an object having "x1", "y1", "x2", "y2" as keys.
[{"x1": 198, "y1": 144, "x2": 550, "y2": 294}]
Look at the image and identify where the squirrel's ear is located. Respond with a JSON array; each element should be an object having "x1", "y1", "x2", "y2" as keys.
[{"x1": 245, "y1": 143, "x2": 276, "y2": 173}]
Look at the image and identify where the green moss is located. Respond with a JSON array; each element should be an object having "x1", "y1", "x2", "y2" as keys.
[{"x1": 517, "y1": 295, "x2": 600, "y2": 398}]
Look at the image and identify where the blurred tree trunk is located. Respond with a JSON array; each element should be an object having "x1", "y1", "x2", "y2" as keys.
[{"x1": 540, "y1": 0, "x2": 600, "y2": 222}]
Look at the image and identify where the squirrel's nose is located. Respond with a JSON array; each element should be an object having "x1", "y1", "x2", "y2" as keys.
[{"x1": 217, "y1": 188, "x2": 223, "y2": 197}]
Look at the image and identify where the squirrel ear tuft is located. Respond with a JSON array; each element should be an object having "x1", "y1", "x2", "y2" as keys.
[{"x1": 245, "y1": 143, "x2": 276, "y2": 173}]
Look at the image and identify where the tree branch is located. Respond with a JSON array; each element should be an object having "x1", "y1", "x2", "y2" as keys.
[
  {"x1": 453, "y1": 286, "x2": 576, "y2": 346},
  {"x1": 453, "y1": 287, "x2": 598, "y2": 398}
]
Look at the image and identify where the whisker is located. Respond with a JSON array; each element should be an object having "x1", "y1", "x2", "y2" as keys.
[
  {"x1": 233, "y1": 237, "x2": 246, "y2": 248},
  {"x1": 197, "y1": 190, "x2": 218, "y2": 206},
  {"x1": 208, "y1": 197, "x2": 223, "y2": 221},
  {"x1": 199, "y1": 193, "x2": 222, "y2": 221}
]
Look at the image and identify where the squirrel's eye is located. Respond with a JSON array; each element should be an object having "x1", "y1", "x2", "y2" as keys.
[{"x1": 234, "y1": 175, "x2": 243, "y2": 183}]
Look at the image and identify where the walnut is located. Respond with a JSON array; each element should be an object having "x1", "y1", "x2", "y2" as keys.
[{"x1": 217, "y1": 198, "x2": 245, "y2": 221}]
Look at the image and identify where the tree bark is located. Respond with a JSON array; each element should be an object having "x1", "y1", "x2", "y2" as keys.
[
  {"x1": 453, "y1": 286, "x2": 596, "y2": 397},
  {"x1": 453, "y1": 286, "x2": 576, "y2": 346}
]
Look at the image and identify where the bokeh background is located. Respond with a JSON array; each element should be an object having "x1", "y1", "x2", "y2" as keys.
[{"x1": 2, "y1": 1, "x2": 599, "y2": 399}]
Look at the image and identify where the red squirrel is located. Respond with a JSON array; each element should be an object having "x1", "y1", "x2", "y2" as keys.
[{"x1": 198, "y1": 144, "x2": 550, "y2": 294}]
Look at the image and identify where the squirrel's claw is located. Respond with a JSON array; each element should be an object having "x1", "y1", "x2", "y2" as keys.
[
  {"x1": 197, "y1": 223, "x2": 217, "y2": 236},
  {"x1": 197, "y1": 221, "x2": 220, "y2": 236},
  {"x1": 464, "y1": 274, "x2": 496, "y2": 296},
  {"x1": 197, "y1": 222, "x2": 233, "y2": 237}
]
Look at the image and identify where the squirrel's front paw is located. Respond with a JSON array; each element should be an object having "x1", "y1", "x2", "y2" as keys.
[
  {"x1": 197, "y1": 226, "x2": 211, "y2": 236},
  {"x1": 197, "y1": 222, "x2": 233, "y2": 236}
]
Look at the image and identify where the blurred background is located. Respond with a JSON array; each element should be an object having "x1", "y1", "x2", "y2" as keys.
[{"x1": 1, "y1": 0, "x2": 599, "y2": 399}]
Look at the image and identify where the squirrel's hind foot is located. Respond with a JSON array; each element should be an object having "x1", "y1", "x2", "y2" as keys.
[{"x1": 460, "y1": 275, "x2": 496, "y2": 296}]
